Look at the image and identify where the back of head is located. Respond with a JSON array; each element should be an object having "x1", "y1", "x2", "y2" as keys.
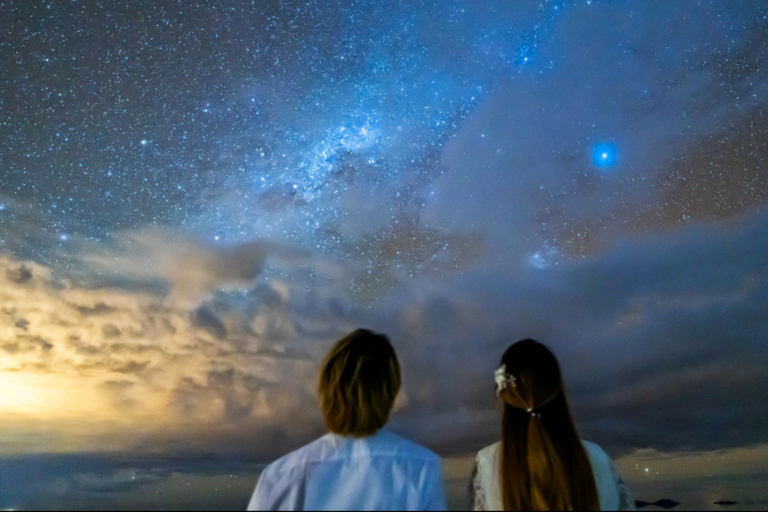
[
  {"x1": 318, "y1": 329, "x2": 401, "y2": 437},
  {"x1": 496, "y1": 339, "x2": 598, "y2": 511}
]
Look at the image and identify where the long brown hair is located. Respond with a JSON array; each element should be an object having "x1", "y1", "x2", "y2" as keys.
[{"x1": 497, "y1": 339, "x2": 599, "y2": 511}]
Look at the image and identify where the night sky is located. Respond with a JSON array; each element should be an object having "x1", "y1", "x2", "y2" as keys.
[{"x1": 1, "y1": 0, "x2": 768, "y2": 508}]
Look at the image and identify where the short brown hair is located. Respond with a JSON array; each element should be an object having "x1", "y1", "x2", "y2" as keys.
[{"x1": 318, "y1": 329, "x2": 401, "y2": 437}]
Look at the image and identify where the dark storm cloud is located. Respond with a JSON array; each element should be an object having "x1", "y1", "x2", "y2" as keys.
[
  {"x1": 5, "y1": 264, "x2": 32, "y2": 284},
  {"x1": 2, "y1": 207, "x2": 768, "y2": 457},
  {"x1": 0, "y1": 251, "x2": 339, "y2": 457},
  {"x1": 190, "y1": 307, "x2": 227, "y2": 339},
  {"x1": 75, "y1": 302, "x2": 116, "y2": 316},
  {"x1": 380, "y1": 213, "x2": 768, "y2": 455},
  {"x1": 170, "y1": 366, "x2": 272, "y2": 425}
]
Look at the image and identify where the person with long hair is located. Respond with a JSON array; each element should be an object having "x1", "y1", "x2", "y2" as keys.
[
  {"x1": 248, "y1": 329, "x2": 446, "y2": 511},
  {"x1": 471, "y1": 339, "x2": 634, "y2": 511}
]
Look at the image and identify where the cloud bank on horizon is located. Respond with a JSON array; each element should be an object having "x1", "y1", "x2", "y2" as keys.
[
  {"x1": 0, "y1": 0, "x2": 767, "y2": 461},
  {"x1": 2, "y1": 213, "x2": 767, "y2": 457}
]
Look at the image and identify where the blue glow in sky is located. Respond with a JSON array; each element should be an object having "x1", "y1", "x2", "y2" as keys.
[{"x1": 592, "y1": 143, "x2": 617, "y2": 168}]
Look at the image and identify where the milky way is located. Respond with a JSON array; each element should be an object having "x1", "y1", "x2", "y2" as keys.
[
  {"x1": 1, "y1": 1, "x2": 530, "y2": 251},
  {"x1": 2, "y1": 1, "x2": 767, "y2": 282}
]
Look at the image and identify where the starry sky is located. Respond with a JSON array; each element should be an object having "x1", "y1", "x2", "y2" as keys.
[{"x1": 1, "y1": 0, "x2": 768, "y2": 508}]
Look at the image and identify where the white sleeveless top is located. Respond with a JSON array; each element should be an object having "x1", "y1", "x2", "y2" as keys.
[{"x1": 472, "y1": 440, "x2": 634, "y2": 511}]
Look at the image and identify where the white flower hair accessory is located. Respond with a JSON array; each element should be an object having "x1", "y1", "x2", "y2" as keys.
[{"x1": 494, "y1": 364, "x2": 516, "y2": 396}]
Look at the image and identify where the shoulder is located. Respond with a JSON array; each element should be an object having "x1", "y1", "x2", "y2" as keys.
[
  {"x1": 377, "y1": 430, "x2": 442, "y2": 465},
  {"x1": 581, "y1": 440, "x2": 612, "y2": 467},
  {"x1": 249, "y1": 437, "x2": 333, "y2": 511},
  {"x1": 477, "y1": 442, "x2": 501, "y2": 463},
  {"x1": 261, "y1": 434, "x2": 333, "y2": 478},
  {"x1": 475, "y1": 442, "x2": 501, "y2": 481},
  {"x1": 473, "y1": 442, "x2": 502, "y2": 510},
  {"x1": 581, "y1": 440, "x2": 606, "y2": 456},
  {"x1": 581, "y1": 440, "x2": 630, "y2": 511}
]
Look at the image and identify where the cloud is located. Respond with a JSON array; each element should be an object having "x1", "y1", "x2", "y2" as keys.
[
  {"x1": 2, "y1": 210, "x2": 768, "y2": 458},
  {"x1": 6, "y1": 264, "x2": 33, "y2": 284},
  {"x1": 0, "y1": 249, "x2": 340, "y2": 456},
  {"x1": 428, "y1": 216, "x2": 768, "y2": 454},
  {"x1": 0, "y1": 244, "x2": 294, "y2": 453},
  {"x1": 78, "y1": 228, "x2": 271, "y2": 304},
  {"x1": 190, "y1": 307, "x2": 227, "y2": 339}
]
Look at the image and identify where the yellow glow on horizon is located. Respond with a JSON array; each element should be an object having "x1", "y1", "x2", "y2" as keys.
[
  {"x1": 0, "y1": 371, "x2": 113, "y2": 418},
  {"x1": 0, "y1": 369, "x2": 184, "y2": 454}
]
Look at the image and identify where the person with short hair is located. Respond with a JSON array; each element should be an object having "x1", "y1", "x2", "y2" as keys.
[
  {"x1": 247, "y1": 329, "x2": 447, "y2": 511},
  {"x1": 471, "y1": 339, "x2": 634, "y2": 511}
]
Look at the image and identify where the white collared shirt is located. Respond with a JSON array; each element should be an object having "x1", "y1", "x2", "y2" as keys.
[{"x1": 247, "y1": 429, "x2": 447, "y2": 511}]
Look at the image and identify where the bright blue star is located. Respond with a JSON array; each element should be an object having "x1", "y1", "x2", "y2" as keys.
[
  {"x1": 514, "y1": 40, "x2": 536, "y2": 67},
  {"x1": 592, "y1": 143, "x2": 617, "y2": 168}
]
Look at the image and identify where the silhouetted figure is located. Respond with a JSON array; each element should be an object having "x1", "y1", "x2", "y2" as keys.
[
  {"x1": 247, "y1": 329, "x2": 446, "y2": 511},
  {"x1": 471, "y1": 339, "x2": 635, "y2": 511}
]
